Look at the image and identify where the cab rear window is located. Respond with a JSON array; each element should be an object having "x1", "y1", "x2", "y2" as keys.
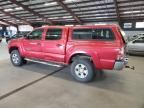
[{"x1": 72, "y1": 28, "x2": 115, "y2": 40}]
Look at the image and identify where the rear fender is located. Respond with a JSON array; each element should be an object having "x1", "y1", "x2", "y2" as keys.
[{"x1": 66, "y1": 51, "x2": 102, "y2": 69}]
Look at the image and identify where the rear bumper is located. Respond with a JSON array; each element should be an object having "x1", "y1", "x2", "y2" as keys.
[{"x1": 113, "y1": 58, "x2": 128, "y2": 70}]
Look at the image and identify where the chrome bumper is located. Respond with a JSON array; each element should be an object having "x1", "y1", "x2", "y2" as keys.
[{"x1": 113, "y1": 58, "x2": 128, "y2": 70}]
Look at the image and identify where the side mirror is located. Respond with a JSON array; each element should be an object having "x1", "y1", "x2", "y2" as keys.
[
  {"x1": 132, "y1": 41, "x2": 136, "y2": 43},
  {"x1": 24, "y1": 34, "x2": 28, "y2": 39},
  {"x1": 133, "y1": 35, "x2": 137, "y2": 38}
]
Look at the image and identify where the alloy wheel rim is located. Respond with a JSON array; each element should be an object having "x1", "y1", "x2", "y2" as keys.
[
  {"x1": 12, "y1": 53, "x2": 19, "y2": 64},
  {"x1": 75, "y1": 64, "x2": 88, "y2": 79}
]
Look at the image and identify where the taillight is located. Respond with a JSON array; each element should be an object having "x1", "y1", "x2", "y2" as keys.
[{"x1": 116, "y1": 47, "x2": 124, "y2": 60}]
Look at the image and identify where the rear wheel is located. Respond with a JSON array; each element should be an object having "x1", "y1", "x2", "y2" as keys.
[
  {"x1": 10, "y1": 50, "x2": 26, "y2": 66},
  {"x1": 70, "y1": 59, "x2": 95, "y2": 82}
]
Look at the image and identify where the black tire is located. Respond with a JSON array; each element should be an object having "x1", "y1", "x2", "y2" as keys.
[
  {"x1": 23, "y1": 59, "x2": 27, "y2": 64},
  {"x1": 6, "y1": 39, "x2": 9, "y2": 43},
  {"x1": 10, "y1": 50, "x2": 24, "y2": 66},
  {"x1": 70, "y1": 59, "x2": 95, "y2": 82}
]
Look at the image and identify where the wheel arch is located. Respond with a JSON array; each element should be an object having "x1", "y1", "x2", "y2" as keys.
[
  {"x1": 67, "y1": 52, "x2": 101, "y2": 69},
  {"x1": 9, "y1": 46, "x2": 19, "y2": 54},
  {"x1": 68, "y1": 53, "x2": 92, "y2": 64}
]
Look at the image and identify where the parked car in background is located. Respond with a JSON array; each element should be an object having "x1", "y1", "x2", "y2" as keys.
[
  {"x1": 130, "y1": 33, "x2": 144, "y2": 41},
  {"x1": 8, "y1": 25, "x2": 128, "y2": 82},
  {"x1": 6, "y1": 31, "x2": 30, "y2": 43},
  {"x1": 127, "y1": 36, "x2": 144, "y2": 55}
]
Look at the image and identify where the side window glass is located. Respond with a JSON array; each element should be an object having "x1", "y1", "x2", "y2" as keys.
[
  {"x1": 72, "y1": 28, "x2": 114, "y2": 40},
  {"x1": 92, "y1": 29, "x2": 115, "y2": 40},
  {"x1": 46, "y1": 29, "x2": 62, "y2": 40},
  {"x1": 134, "y1": 37, "x2": 144, "y2": 43},
  {"x1": 27, "y1": 29, "x2": 43, "y2": 40},
  {"x1": 72, "y1": 29, "x2": 92, "y2": 39}
]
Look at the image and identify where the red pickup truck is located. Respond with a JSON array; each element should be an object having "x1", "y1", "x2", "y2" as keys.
[{"x1": 8, "y1": 25, "x2": 128, "y2": 82}]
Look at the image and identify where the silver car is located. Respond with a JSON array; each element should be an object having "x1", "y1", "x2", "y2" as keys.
[
  {"x1": 127, "y1": 36, "x2": 144, "y2": 55},
  {"x1": 130, "y1": 33, "x2": 144, "y2": 41}
]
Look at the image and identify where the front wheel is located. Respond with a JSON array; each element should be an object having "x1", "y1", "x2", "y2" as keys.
[
  {"x1": 10, "y1": 50, "x2": 26, "y2": 66},
  {"x1": 70, "y1": 59, "x2": 95, "y2": 82}
]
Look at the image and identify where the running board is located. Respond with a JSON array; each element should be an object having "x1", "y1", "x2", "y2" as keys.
[{"x1": 25, "y1": 58, "x2": 63, "y2": 67}]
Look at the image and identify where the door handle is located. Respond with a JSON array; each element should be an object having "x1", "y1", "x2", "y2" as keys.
[
  {"x1": 30, "y1": 42, "x2": 41, "y2": 45},
  {"x1": 56, "y1": 44, "x2": 62, "y2": 47},
  {"x1": 37, "y1": 43, "x2": 41, "y2": 45}
]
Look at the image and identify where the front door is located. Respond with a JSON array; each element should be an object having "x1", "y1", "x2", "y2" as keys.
[{"x1": 22, "y1": 28, "x2": 44, "y2": 59}]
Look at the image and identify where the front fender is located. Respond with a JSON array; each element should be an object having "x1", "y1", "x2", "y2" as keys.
[{"x1": 8, "y1": 39, "x2": 24, "y2": 57}]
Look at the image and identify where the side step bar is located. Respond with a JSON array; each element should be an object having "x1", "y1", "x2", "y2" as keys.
[{"x1": 25, "y1": 58, "x2": 63, "y2": 67}]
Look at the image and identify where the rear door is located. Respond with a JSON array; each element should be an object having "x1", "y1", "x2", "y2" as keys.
[
  {"x1": 42, "y1": 27, "x2": 68, "y2": 62},
  {"x1": 22, "y1": 28, "x2": 44, "y2": 59}
]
